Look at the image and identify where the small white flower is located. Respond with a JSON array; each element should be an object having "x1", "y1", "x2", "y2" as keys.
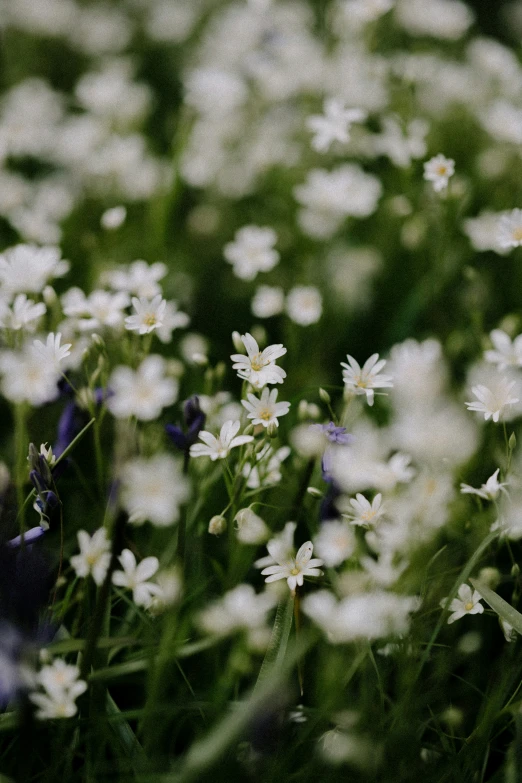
[
  {"x1": 231, "y1": 332, "x2": 287, "y2": 389},
  {"x1": 30, "y1": 659, "x2": 87, "y2": 720},
  {"x1": 485, "y1": 329, "x2": 522, "y2": 370},
  {"x1": 313, "y1": 520, "x2": 355, "y2": 568},
  {"x1": 465, "y1": 380, "x2": 519, "y2": 423},
  {"x1": 242, "y1": 387, "x2": 291, "y2": 428},
  {"x1": 198, "y1": 584, "x2": 276, "y2": 636},
  {"x1": 70, "y1": 528, "x2": 111, "y2": 585},
  {"x1": 0, "y1": 294, "x2": 46, "y2": 331},
  {"x1": 440, "y1": 583, "x2": 484, "y2": 624},
  {"x1": 306, "y1": 99, "x2": 367, "y2": 153},
  {"x1": 31, "y1": 332, "x2": 72, "y2": 368},
  {"x1": 0, "y1": 347, "x2": 60, "y2": 406},
  {"x1": 286, "y1": 286, "x2": 322, "y2": 326},
  {"x1": 498, "y1": 208, "x2": 522, "y2": 249},
  {"x1": 112, "y1": 549, "x2": 161, "y2": 609},
  {"x1": 101, "y1": 205, "x2": 126, "y2": 230},
  {"x1": 224, "y1": 226, "x2": 279, "y2": 281},
  {"x1": 251, "y1": 285, "x2": 285, "y2": 319},
  {"x1": 460, "y1": 469, "x2": 508, "y2": 501},
  {"x1": 261, "y1": 541, "x2": 324, "y2": 592},
  {"x1": 341, "y1": 353, "x2": 393, "y2": 406},
  {"x1": 234, "y1": 507, "x2": 270, "y2": 545},
  {"x1": 124, "y1": 294, "x2": 167, "y2": 335},
  {"x1": 37, "y1": 660, "x2": 84, "y2": 696},
  {"x1": 121, "y1": 454, "x2": 190, "y2": 526},
  {"x1": 107, "y1": 355, "x2": 178, "y2": 421},
  {"x1": 344, "y1": 493, "x2": 385, "y2": 527},
  {"x1": 423, "y1": 154, "x2": 455, "y2": 192},
  {"x1": 255, "y1": 522, "x2": 297, "y2": 570},
  {"x1": 0, "y1": 244, "x2": 69, "y2": 296},
  {"x1": 190, "y1": 420, "x2": 254, "y2": 460},
  {"x1": 102, "y1": 260, "x2": 167, "y2": 298}
]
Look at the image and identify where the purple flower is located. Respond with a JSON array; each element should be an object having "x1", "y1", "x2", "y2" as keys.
[
  {"x1": 311, "y1": 422, "x2": 354, "y2": 445},
  {"x1": 166, "y1": 396, "x2": 206, "y2": 454}
]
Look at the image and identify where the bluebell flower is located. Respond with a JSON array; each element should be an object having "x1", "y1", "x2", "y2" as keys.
[
  {"x1": 166, "y1": 395, "x2": 206, "y2": 456},
  {"x1": 310, "y1": 421, "x2": 354, "y2": 445}
]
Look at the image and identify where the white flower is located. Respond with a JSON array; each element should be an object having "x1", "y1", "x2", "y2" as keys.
[
  {"x1": 251, "y1": 285, "x2": 285, "y2": 319},
  {"x1": 313, "y1": 521, "x2": 356, "y2": 568},
  {"x1": 306, "y1": 99, "x2": 367, "y2": 153},
  {"x1": 423, "y1": 154, "x2": 455, "y2": 192},
  {"x1": 107, "y1": 355, "x2": 178, "y2": 420},
  {"x1": 0, "y1": 244, "x2": 69, "y2": 296},
  {"x1": 0, "y1": 294, "x2": 46, "y2": 331},
  {"x1": 70, "y1": 528, "x2": 111, "y2": 585},
  {"x1": 465, "y1": 380, "x2": 519, "y2": 423},
  {"x1": 31, "y1": 332, "x2": 72, "y2": 368},
  {"x1": 62, "y1": 287, "x2": 130, "y2": 332},
  {"x1": 485, "y1": 329, "x2": 522, "y2": 370},
  {"x1": 242, "y1": 387, "x2": 291, "y2": 428},
  {"x1": 255, "y1": 522, "x2": 297, "y2": 570},
  {"x1": 124, "y1": 294, "x2": 167, "y2": 335},
  {"x1": 261, "y1": 541, "x2": 324, "y2": 592},
  {"x1": 121, "y1": 454, "x2": 190, "y2": 526},
  {"x1": 155, "y1": 300, "x2": 190, "y2": 343},
  {"x1": 286, "y1": 286, "x2": 322, "y2": 326},
  {"x1": 303, "y1": 590, "x2": 419, "y2": 643},
  {"x1": 112, "y1": 549, "x2": 161, "y2": 609},
  {"x1": 440, "y1": 583, "x2": 484, "y2": 624},
  {"x1": 102, "y1": 260, "x2": 167, "y2": 298},
  {"x1": 223, "y1": 225, "x2": 279, "y2": 281},
  {"x1": 231, "y1": 332, "x2": 287, "y2": 389},
  {"x1": 198, "y1": 584, "x2": 276, "y2": 636},
  {"x1": 344, "y1": 493, "x2": 385, "y2": 527},
  {"x1": 190, "y1": 420, "x2": 253, "y2": 460},
  {"x1": 460, "y1": 469, "x2": 508, "y2": 501},
  {"x1": 30, "y1": 659, "x2": 87, "y2": 720},
  {"x1": 498, "y1": 209, "x2": 522, "y2": 249},
  {"x1": 0, "y1": 347, "x2": 60, "y2": 406},
  {"x1": 243, "y1": 443, "x2": 290, "y2": 489},
  {"x1": 234, "y1": 507, "x2": 270, "y2": 545},
  {"x1": 341, "y1": 353, "x2": 393, "y2": 406},
  {"x1": 100, "y1": 205, "x2": 126, "y2": 230}
]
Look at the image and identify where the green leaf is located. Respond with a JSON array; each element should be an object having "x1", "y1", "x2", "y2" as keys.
[
  {"x1": 470, "y1": 579, "x2": 522, "y2": 634},
  {"x1": 255, "y1": 593, "x2": 294, "y2": 691}
]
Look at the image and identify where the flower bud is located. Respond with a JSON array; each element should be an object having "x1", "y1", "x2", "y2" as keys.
[
  {"x1": 319, "y1": 388, "x2": 331, "y2": 404},
  {"x1": 208, "y1": 515, "x2": 227, "y2": 536},
  {"x1": 42, "y1": 285, "x2": 57, "y2": 307},
  {"x1": 509, "y1": 432, "x2": 517, "y2": 450},
  {"x1": 232, "y1": 331, "x2": 244, "y2": 352},
  {"x1": 235, "y1": 507, "x2": 269, "y2": 544},
  {"x1": 267, "y1": 422, "x2": 278, "y2": 439},
  {"x1": 478, "y1": 567, "x2": 501, "y2": 588},
  {"x1": 307, "y1": 486, "x2": 323, "y2": 498}
]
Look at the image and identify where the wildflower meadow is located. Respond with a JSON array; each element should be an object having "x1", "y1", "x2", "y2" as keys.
[{"x1": 3, "y1": 0, "x2": 522, "y2": 780}]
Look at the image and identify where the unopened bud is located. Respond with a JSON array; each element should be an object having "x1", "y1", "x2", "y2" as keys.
[
  {"x1": 204, "y1": 368, "x2": 213, "y2": 386},
  {"x1": 232, "y1": 331, "x2": 244, "y2": 352},
  {"x1": 478, "y1": 567, "x2": 501, "y2": 588},
  {"x1": 511, "y1": 564, "x2": 520, "y2": 579},
  {"x1": 307, "y1": 487, "x2": 323, "y2": 498},
  {"x1": 91, "y1": 333, "x2": 105, "y2": 349},
  {"x1": 42, "y1": 285, "x2": 57, "y2": 306},
  {"x1": 509, "y1": 432, "x2": 517, "y2": 450},
  {"x1": 319, "y1": 388, "x2": 331, "y2": 404},
  {"x1": 208, "y1": 515, "x2": 227, "y2": 536},
  {"x1": 214, "y1": 361, "x2": 226, "y2": 381},
  {"x1": 267, "y1": 421, "x2": 278, "y2": 438},
  {"x1": 191, "y1": 352, "x2": 208, "y2": 366}
]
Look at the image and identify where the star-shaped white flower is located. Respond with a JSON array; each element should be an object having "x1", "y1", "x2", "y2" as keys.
[
  {"x1": 306, "y1": 99, "x2": 366, "y2": 153},
  {"x1": 465, "y1": 380, "x2": 519, "y2": 423},
  {"x1": 440, "y1": 583, "x2": 484, "y2": 625},
  {"x1": 70, "y1": 528, "x2": 111, "y2": 585},
  {"x1": 344, "y1": 492, "x2": 385, "y2": 527},
  {"x1": 341, "y1": 353, "x2": 393, "y2": 406},
  {"x1": 242, "y1": 387, "x2": 291, "y2": 428},
  {"x1": 261, "y1": 541, "x2": 324, "y2": 592},
  {"x1": 460, "y1": 469, "x2": 508, "y2": 501},
  {"x1": 112, "y1": 549, "x2": 161, "y2": 609},
  {"x1": 423, "y1": 154, "x2": 455, "y2": 192},
  {"x1": 190, "y1": 420, "x2": 254, "y2": 460},
  {"x1": 32, "y1": 332, "x2": 72, "y2": 368},
  {"x1": 485, "y1": 329, "x2": 522, "y2": 370},
  {"x1": 498, "y1": 208, "x2": 522, "y2": 249},
  {"x1": 231, "y1": 332, "x2": 287, "y2": 389},
  {"x1": 124, "y1": 294, "x2": 167, "y2": 335}
]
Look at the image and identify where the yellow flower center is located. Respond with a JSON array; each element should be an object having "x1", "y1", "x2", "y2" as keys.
[
  {"x1": 250, "y1": 353, "x2": 265, "y2": 372},
  {"x1": 436, "y1": 165, "x2": 448, "y2": 176},
  {"x1": 513, "y1": 228, "x2": 522, "y2": 242},
  {"x1": 143, "y1": 314, "x2": 157, "y2": 327},
  {"x1": 464, "y1": 602, "x2": 474, "y2": 611},
  {"x1": 259, "y1": 409, "x2": 272, "y2": 421},
  {"x1": 361, "y1": 510, "x2": 376, "y2": 521},
  {"x1": 290, "y1": 567, "x2": 300, "y2": 576}
]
